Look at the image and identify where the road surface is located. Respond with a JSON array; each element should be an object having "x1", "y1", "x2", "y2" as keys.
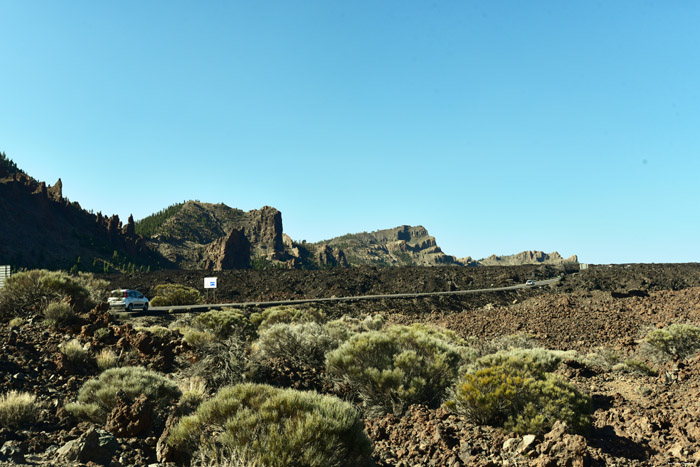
[{"x1": 144, "y1": 277, "x2": 560, "y2": 314}]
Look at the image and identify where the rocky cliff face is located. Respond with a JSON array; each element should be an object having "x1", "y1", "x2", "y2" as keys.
[
  {"x1": 0, "y1": 170, "x2": 167, "y2": 271},
  {"x1": 316, "y1": 225, "x2": 461, "y2": 267},
  {"x1": 473, "y1": 251, "x2": 579, "y2": 266}
]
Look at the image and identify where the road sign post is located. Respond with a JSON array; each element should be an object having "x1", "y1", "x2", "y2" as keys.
[{"x1": 204, "y1": 277, "x2": 218, "y2": 303}]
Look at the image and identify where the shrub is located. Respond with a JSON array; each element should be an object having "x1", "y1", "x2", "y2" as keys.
[
  {"x1": 326, "y1": 324, "x2": 473, "y2": 416},
  {"x1": 0, "y1": 390, "x2": 38, "y2": 429},
  {"x1": 483, "y1": 333, "x2": 538, "y2": 354},
  {"x1": 60, "y1": 339, "x2": 91, "y2": 365},
  {"x1": 74, "y1": 272, "x2": 109, "y2": 306},
  {"x1": 643, "y1": 323, "x2": 700, "y2": 362},
  {"x1": 448, "y1": 361, "x2": 591, "y2": 435},
  {"x1": 182, "y1": 328, "x2": 217, "y2": 349},
  {"x1": 94, "y1": 327, "x2": 112, "y2": 341},
  {"x1": 44, "y1": 300, "x2": 77, "y2": 328},
  {"x1": 189, "y1": 335, "x2": 247, "y2": 390},
  {"x1": 8, "y1": 317, "x2": 24, "y2": 328},
  {"x1": 251, "y1": 322, "x2": 344, "y2": 371},
  {"x1": 193, "y1": 308, "x2": 256, "y2": 340},
  {"x1": 167, "y1": 383, "x2": 373, "y2": 467},
  {"x1": 472, "y1": 348, "x2": 574, "y2": 377},
  {"x1": 150, "y1": 284, "x2": 203, "y2": 307},
  {"x1": 0, "y1": 269, "x2": 94, "y2": 320},
  {"x1": 96, "y1": 349, "x2": 118, "y2": 370},
  {"x1": 250, "y1": 306, "x2": 325, "y2": 331},
  {"x1": 134, "y1": 325, "x2": 172, "y2": 338},
  {"x1": 65, "y1": 366, "x2": 181, "y2": 423}
]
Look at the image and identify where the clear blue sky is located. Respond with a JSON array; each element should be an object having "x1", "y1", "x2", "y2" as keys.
[{"x1": 2, "y1": 1, "x2": 699, "y2": 264}]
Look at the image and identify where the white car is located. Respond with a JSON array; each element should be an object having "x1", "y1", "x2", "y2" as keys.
[
  {"x1": 108, "y1": 289, "x2": 149, "y2": 312},
  {"x1": 525, "y1": 280, "x2": 536, "y2": 286}
]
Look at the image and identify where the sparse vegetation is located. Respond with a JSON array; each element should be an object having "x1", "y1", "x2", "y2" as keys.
[
  {"x1": 167, "y1": 383, "x2": 373, "y2": 467},
  {"x1": 134, "y1": 202, "x2": 186, "y2": 238},
  {"x1": 150, "y1": 284, "x2": 204, "y2": 307},
  {"x1": 642, "y1": 323, "x2": 700, "y2": 362},
  {"x1": 65, "y1": 366, "x2": 181, "y2": 423},
  {"x1": 326, "y1": 324, "x2": 472, "y2": 416},
  {"x1": 44, "y1": 300, "x2": 76, "y2": 328},
  {"x1": 0, "y1": 390, "x2": 38, "y2": 429},
  {"x1": 8, "y1": 317, "x2": 24, "y2": 328}
]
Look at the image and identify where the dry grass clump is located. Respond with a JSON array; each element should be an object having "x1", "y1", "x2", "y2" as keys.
[
  {"x1": 96, "y1": 348, "x2": 119, "y2": 370},
  {"x1": 60, "y1": 338, "x2": 91, "y2": 365},
  {"x1": 0, "y1": 390, "x2": 39, "y2": 428},
  {"x1": 65, "y1": 366, "x2": 181, "y2": 423},
  {"x1": 167, "y1": 383, "x2": 373, "y2": 467},
  {"x1": 8, "y1": 317, "x2": 24, "y2": 328}
]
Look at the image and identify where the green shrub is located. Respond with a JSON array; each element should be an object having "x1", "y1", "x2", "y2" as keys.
[
  {"x1": 134, "y1": 325, "x2": 172, "y2": 338},
  {"x1": 448, "y1": 362, "x2": 591, "y2": 435},
  {"x1": 326, "y1": 324, "x2": 473, "y2": 416},
  {"x1": 250, "y1": 306, "x2": 325, "y2": 331},
  {"x1": 251, "y1": 322, "x2": 344, "y2": 371},
  {"x1": 0, "y1": 269, "x2": 95, "y2": 320},
  {"x1": 94, "y1": 327, "x2": 112, "y2": 341},
  {"x1": 0, "y1": 390, "x2": 39, "y2": 429},
  {"x1": 44, "y1": 300, "x2": 77, "y2": 328},
  {"x1": 150, "y1": 284, "x2": 203, "y2": 307},
  {"x1": 472, "y1": 348, "x2": 574, "y2": 377},
  {"x1": 167, "y1": 383, "x2": 373, "y2": 467},
  {"x1": 60, "y1": 339, "x2": 91, "y2": 365},
  {"x1": 182, "y1": 328, "x2": 217, "y2": 348},
  {"x1": 193, "y1": 308, "x2": 256, "y2": 340},
  {"x1": 65, "y1": 366, "x2": 181, "y2": 423},
  {"x1": 643, "y1": 323, "x2": 700, "y2": 362}
]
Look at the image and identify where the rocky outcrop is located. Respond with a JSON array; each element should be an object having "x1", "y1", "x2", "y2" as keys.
[
  {"x1": 239, "y1": 206, "x2": 285, "y2": 260},
  {"x1": 477, "y1": 251, "x2": 578, "y2": 266},
  {"x1": 316, "y1": 225, "x2": 461, "y2": 267},
  {"x1": 315, "y1": 244, "x2": 348, "y2": 268},
  {"x1": 202, "y1": 228, "x2": 251, "y2": 270}
]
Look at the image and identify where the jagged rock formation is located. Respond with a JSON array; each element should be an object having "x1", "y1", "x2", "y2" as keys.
[
  {"x1": 201, "y1": 228, "x2": 251, "y2": 270},
  {"x1": 315, "y1": 244, "x2": 349, "y2": 268},
  {"x1": 0, "y1": 168, "x2": 168, "y2": 271},
  {"x1": 140, "y1": 201, "x2": 297, "y2": 269},
  {"x1": 315, "y1": 225, "x2": 460, "y2": 266},
  {"x1": 473, "y1": 251, "x2": 579, "y2": 266}
]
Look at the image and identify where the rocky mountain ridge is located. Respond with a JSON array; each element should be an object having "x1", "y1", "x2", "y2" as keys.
[{"x1": 0, "y1": 153, "x2": 578, "y2": 271}]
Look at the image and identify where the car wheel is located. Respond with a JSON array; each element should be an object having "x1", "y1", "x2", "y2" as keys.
[
  {"x1": 143, "y1": 303, "x2": 148, "y2": 312},
  {"x1": 126, "y1": 304, "x2": 133, "y2": 312}
]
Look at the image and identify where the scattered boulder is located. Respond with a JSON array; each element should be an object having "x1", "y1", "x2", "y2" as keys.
[
  {"x1": 105, "y1": 391, "x2": 154, "y2": 437},
  {"x1": 56, "y1": 427, "x2": 119, "y2": 465}
]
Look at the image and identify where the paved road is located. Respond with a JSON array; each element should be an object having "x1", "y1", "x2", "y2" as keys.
[{"x1": 146, "y1": 277, "x2": 560, "y2": 314}]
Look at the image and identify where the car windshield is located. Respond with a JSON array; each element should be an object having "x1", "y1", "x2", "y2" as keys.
[{"x1": 109, "y1": 290, "x2": 124, "y2": 298}]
